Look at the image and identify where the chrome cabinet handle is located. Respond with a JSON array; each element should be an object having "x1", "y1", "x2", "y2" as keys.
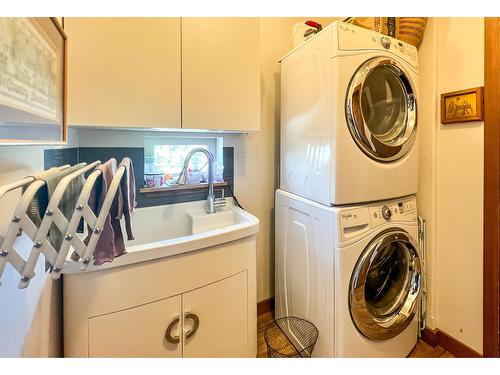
[
  {"x1": 165, "y1": 315, "x2": 180, "y2": 344},
  {"x1": 184, "y1": 312, "x2": 200, "y2": 339}
]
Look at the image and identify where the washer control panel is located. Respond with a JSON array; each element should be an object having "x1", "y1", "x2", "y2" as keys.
[
  {"x1": 381, "y1": 205, "x2": 392, "y2": 220},
  {"x1": 339, "y1": 196, "x2": 417, "y2": 241},
  {"x1": 369, "y1": 197, "x2": 417, "y2": 228},
  {"x1": 337, "y1": 22, "x2": 418, "y2": 69}
]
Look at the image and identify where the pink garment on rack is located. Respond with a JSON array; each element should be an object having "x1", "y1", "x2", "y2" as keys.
[{"x1": 85, "y1": 158, "x2": 136, "y2": 265}]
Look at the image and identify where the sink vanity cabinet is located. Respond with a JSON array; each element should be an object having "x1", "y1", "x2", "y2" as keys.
[
  {"x1": 63, "y1": 202, "x2": 258, "y2": 358},
  {"x1": 86, "y1": 271, "x2": 248, "y2": 357}
]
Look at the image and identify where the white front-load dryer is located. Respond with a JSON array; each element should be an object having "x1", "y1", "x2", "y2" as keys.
[
  {"x1": 275, "y1": 189, "x2": 421, "y2": 357},
  {"x1": 280, "y1": 21, "x2": 419, "y2": 205}
]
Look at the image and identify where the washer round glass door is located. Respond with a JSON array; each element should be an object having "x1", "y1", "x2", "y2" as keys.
[
  {"x1": 346, "y1": 57, "x2": 417, "y2": 162},
  {"x1": 349, "y1": 229, "x2": 421, "y2": 341}
]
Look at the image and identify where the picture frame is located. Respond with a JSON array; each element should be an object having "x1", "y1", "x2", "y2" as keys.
[
  {"x1": 441, "y1": 86, "x2": 484, "y2": 124},
  {"x1": 0, "y1": 17, "x2": 67, "y2": 144}
]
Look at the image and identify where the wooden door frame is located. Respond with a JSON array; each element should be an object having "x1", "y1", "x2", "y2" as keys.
[{"x1": 484, "y1": 17, "x2": 500, "y2": 358}]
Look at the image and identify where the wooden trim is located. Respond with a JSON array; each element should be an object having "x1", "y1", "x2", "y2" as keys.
[
  {"x1": 421, "y1": 327, "x2": 438, "y2": 347},
  {"x1": 484, "y1": 17, "x2": 500, "y2": 358},
  {"x1": 422, "y1": 328, "x2": 482, "y2": 358},
  {"x1": 257, "y1": 297, "x2": 275, "y2": 316},
  {"x1": 50, "y1": 17, "x2": 68, "y2": 144},
  {"x1": 61, "y1": 19, "x2": 68, "y2": 143},
  {"x1": 436, "y1": 330, "x2": 482, "y2": 358},
  {"x1": 140, "y1": 182, "x2": 228, "y2": 196}
]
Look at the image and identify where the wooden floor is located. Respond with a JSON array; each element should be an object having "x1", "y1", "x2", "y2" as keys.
[{"x1": 257, "y1": 312, "x2": 454, "y2": 358}]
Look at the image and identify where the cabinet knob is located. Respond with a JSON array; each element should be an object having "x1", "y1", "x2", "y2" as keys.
[
  {"x1": 184, "y1": 312, "x2": 200, "y2": 339},
  {"x1": 165, "y1": 315, "x2": 180, "y2": 344}
]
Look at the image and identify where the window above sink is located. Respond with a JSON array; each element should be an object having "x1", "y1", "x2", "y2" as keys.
[{"x1": 143, "y1": 136, "x2": 225, "y2": 189}]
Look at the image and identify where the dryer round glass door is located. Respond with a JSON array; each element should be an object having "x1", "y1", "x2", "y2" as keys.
[
  {"x1": 346, "y1": 57, "x2": 417, "y2": 162},
  {"x1": 349, "y1": 229, "x2": 421, "y2": 341}
]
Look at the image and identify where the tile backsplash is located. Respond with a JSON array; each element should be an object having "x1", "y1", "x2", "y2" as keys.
[{"x1": 44, "y1": 147, "x2": 78, "y2": 169}]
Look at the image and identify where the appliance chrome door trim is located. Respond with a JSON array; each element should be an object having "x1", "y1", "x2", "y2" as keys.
[
  {"x1": 349, "y1": 228, "x2": 422, "y2": 341},
  {"x1": 345, "y1": 57, "x2": 417, "y2": 162}
]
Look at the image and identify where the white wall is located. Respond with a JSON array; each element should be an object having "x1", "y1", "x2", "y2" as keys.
[
  {"x1": 418, "y1": 17, "x2": 484, "y2": 354},
  {"x1": 417, "y1": 17, "x2": 439, "y2": 332},
  {"x1": 0, "y1": 129, "x2": 78, "y2": 357}
]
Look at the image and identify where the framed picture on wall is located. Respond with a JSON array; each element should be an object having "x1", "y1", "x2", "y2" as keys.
[
  {"x1": 0, "y1": 17, "x2": 67, "y2": 144},
  {"x1": 441, "y1": 86, "x2": 484, "y2": 125}
]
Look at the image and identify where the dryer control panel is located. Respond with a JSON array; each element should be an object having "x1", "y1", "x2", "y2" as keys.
[
  {"x1": 336, "y1": 22, "x2": 418, "y2": 70},
  {"x1": 339, "y1": 196, "x2": 417, "y2": 241}
]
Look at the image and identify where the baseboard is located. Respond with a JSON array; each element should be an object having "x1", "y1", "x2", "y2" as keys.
[
  {"x1": 421, "y1": 327, "x2": 438, "y2": 347},
  {"x1": 422, "y1": 327, "x2": 482, "y2": 358},
  {"x1": 257, "y1": 297, "x2": 275, "y2": 316}
]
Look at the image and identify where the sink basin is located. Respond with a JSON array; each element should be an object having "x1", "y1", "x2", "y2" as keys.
[
  {"x1": 62, "y1": 198, "x2": 259, "y2": 274},
  {"x1": 189, "y1": 208, "x2": 242, "y2": 234}
]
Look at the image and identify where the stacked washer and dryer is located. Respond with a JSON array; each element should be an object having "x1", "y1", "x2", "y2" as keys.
[{"x1": 275, "y1": 21, "x2": 422, "y2": 357}]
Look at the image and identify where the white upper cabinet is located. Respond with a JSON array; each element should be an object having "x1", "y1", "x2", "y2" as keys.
[
  {"x1": 65, "y1": 18, "x2": 182, "y2": 128},
  {"x1": 65, "y1": 18, "x2": 260, "y2": 132},
  {"x1": 181, "y1": 18, "x2": 261, "y2": 131}
]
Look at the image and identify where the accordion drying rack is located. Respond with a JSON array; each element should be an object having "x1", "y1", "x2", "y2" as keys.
[{"x1": 0, "y1": 161, "x2": 128, "y2": 288}]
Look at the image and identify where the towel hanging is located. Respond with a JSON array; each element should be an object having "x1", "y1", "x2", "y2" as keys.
[
  {"x1": 0, "y1": 158, "x2": 137, "y2": 288},
  {"x1": 0, "y1": 162, "x2": 100, "y2": 288}
]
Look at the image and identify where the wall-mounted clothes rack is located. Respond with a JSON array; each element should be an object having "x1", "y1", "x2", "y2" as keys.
[{"x1": 0, "y1": 159, "x2": 132, "y2": 288}]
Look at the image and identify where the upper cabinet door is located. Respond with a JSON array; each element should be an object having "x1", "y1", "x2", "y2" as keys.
[
  {"x1": 182, "y1": 18, "x2": 261, "y2": 131},
  {"x1": 65, "y1": 18, "x2": 181, "y2": 128}
]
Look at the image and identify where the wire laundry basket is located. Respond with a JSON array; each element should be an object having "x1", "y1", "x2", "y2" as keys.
[{"x1": 264, "y1": 316, "x2": 319, "y2": 358}]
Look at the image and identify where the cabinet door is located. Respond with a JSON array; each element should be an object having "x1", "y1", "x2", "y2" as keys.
[
  {"x1": 182, "y1": 18, "x2": 261, "y2": 131},
  {"x1": 88, "y1": 295, "x2": 181, "y2": 357},
  {"x1": 182, "y1": 271, "x2": 249, "y2": 357},
  {"x1": 65, "y1": 18, "x2": 181, "y2": 128}
]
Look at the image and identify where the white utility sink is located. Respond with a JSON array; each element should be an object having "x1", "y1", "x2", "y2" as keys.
[
  {"x1": 62, "y1": 198, "x2": 259, "y2": 274},
  {"x1": 189, "y1": 207, "x2": 242, "y2": 234}
]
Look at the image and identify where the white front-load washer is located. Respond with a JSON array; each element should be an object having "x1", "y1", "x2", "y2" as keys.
[
  {"x1": 280, "y1": 21, "x2": 419, "y2": 205},
  {"x1": 275, "y1": 189, "x2": 421, "y2": 357}
]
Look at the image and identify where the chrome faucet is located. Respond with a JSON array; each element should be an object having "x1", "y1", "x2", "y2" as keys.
[{"x1": 175, "y1": 148, "x2": 225, "y2": 214}]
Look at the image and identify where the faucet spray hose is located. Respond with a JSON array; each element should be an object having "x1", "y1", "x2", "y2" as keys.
[{"x1": 227, "y1": 183, "x2": 244, "y2": 210}]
